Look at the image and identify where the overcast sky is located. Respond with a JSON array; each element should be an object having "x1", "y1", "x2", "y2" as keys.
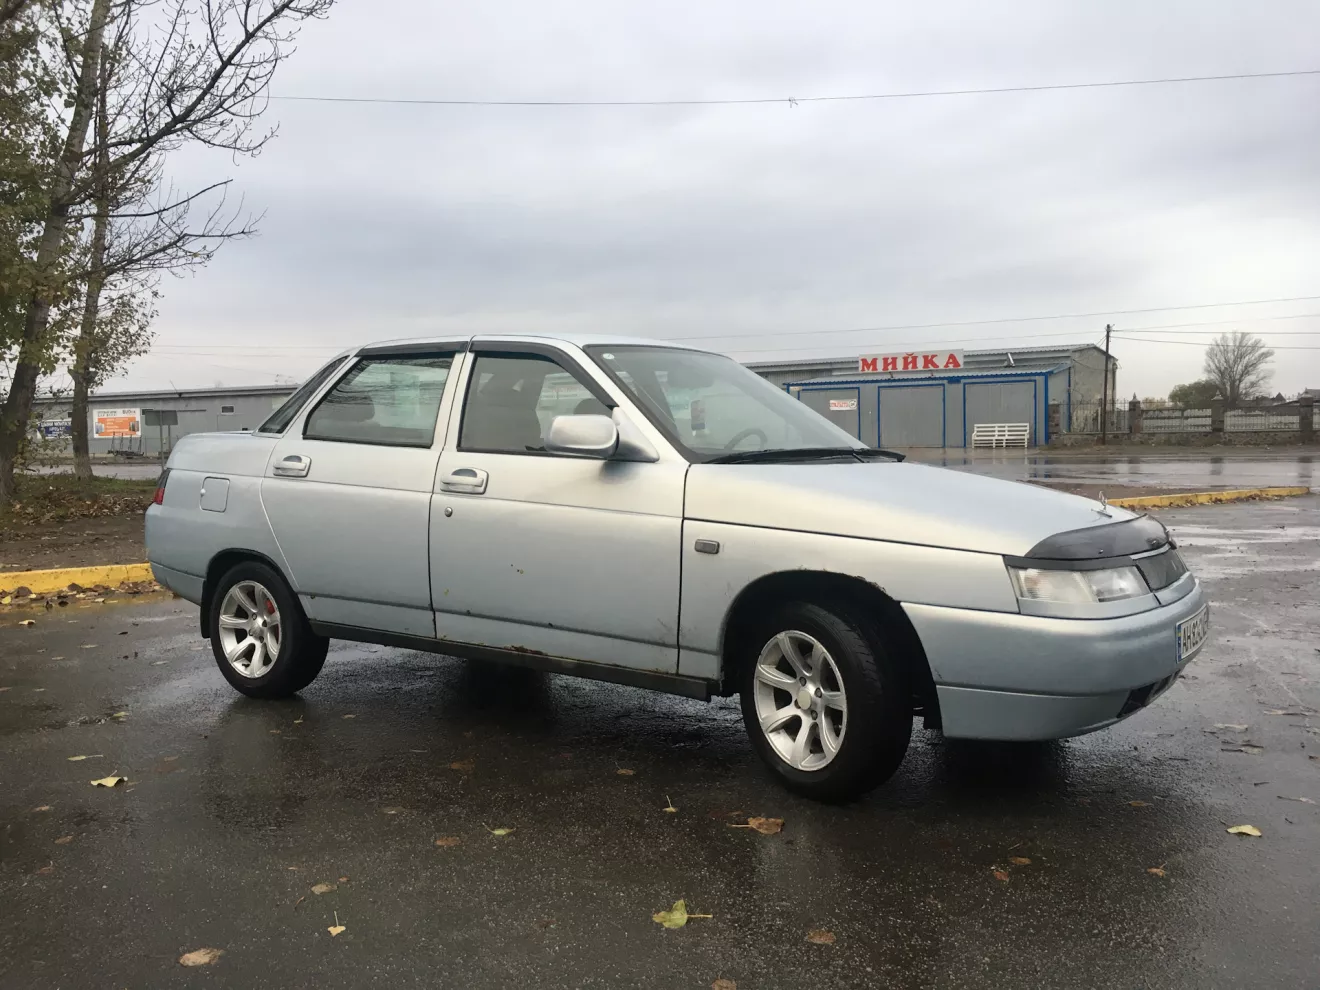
[{"x1": 114, "y1": 0, "x2": 1320, "y2": 399}]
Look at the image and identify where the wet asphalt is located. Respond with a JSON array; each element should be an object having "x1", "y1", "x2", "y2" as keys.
[
  {"x1": 1, "y1": 498, "x2": 1317, "y2": 990},
  {"x1": 906, "y1": 448, "x2": 1320, "y2": 491}
]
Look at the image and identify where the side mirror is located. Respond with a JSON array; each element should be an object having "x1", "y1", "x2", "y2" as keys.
[
  {"x1": 545, "y1": 414, "x2": 618, "y2": 458},
  {"x1": 545, "y1": 410, "x2": 661, "y2": 462}
]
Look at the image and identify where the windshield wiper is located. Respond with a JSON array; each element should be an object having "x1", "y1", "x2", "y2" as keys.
[{"x1": 706, "y1": 446, "x2": 905, "y2": 464}]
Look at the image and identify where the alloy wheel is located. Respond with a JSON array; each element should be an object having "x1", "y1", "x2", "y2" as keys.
[
  {"x1": 217, "y1": 580, "x2": 282, "y2": 679},
  {"x1": 752, "y1": 630, "x2": 848, "y2": 771}
]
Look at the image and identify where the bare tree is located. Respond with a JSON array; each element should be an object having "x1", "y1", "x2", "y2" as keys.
[
  {"x1": 67, "y1": 10, "x2": 256, "y2": 478},
  {"x1": 0, "y1": 0, "x2": 334, "y2": 507},
  {"x1": 1203, "y1": 331, "x2": 1274, "y2": 409}
]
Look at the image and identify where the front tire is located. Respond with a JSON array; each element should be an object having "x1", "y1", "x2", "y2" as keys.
[
  {"x1": 739, "y1": 601, "x2": 912, "y2": 802},
  {"x1": 209, "y1": 561, "x2": 328, "y2": 699}
]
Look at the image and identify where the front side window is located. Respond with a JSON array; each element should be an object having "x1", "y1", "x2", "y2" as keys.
[
  {"x1": 259, "y1": 356, "x2": 349, "y2": 434},
  {"x1": 588, "y1": 346, "x2": 860, "y2": 460},
  {"x1": 304, "y1": 354, "x2": 454, "y2": 447},
  {"x1": 459, "y1": 353, "x2": 611, "y2": 454}
]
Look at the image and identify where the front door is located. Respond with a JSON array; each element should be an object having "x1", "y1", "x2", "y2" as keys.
[
  {"x1": 261, "y1": 344, "x2": 463, "y2": 636},
  {"x1": 429, "y1": 344, "x2": 685, "y2": 672}
]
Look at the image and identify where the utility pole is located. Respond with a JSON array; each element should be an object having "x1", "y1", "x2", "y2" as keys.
[{"x1": 1099, "y1": 323, "x2": 1112, "y2": 445}]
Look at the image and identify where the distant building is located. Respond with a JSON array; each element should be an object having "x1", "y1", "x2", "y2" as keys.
[
  {"x1": 748, "y1": 343, "x2": 1114, "y2": 448},
  {"x1": 32, "y1": 384, "x2": 297, "y2": 457}
]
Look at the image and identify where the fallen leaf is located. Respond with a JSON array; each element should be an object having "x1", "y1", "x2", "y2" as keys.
[
  {"x1": 0, "y1": 687, "x2": 9, "y2": 692},
  {"x1": 162, "y1": 755, "x2": 178, "y2": 762},
  {"x1": 1, "y1": 595, "x2": 10, "y2": 604},
  {"x1": 178, "y1": 948, "x2": 224, "y2": 967},
  {"x1": 1214, "y1": 723, "x2": 1249, "y2": 731},
  {"x1": 712, "y1": 980, "x2": 737, "y2": 990},
  {"x1": 35, "y1": 862, "x2": 54, "y2": 875},
  {"x1": 341, "y1": 714, "x2": 356, "y2": 719},
  {"x1": 269, "y1": 729, "x2": 281, "y2": 735},
  {"x1": 80, "y1": 644, "x2": 97, "y2": 649},
  {"x1": 1277, "y1": 795, "x2": 1316, "y2": 804},
  {"x1": 616, "y1": 767, "x2": 635, "y2": 776},
  {"x1": 435, "y1": 836, "x2": 462, "y2": 848},
  {"x1": 380, "y1": 806, "x2": 405, "y2": 815},
  {"x1": 1147, "y1": 866, "x2": 1167, "y2": 877},
  {"x1": 1240, "y1": 745, "x2": 1265, "y2": 755},
  {"x1": 110, "y1": 712, "x2": 128, "y2": 719},
  {"x1": 1263, "y1": 709, "x2": 1311, "y2": 716},
  {"x1": 293, "y1": 895, "x2": 306, "y2": 910},
  {"x1": 18, "y1": 619, "x2": 34, "y2": 627},
  {"x1": 484, "y1": 824, "x2": 515, "y2": 836},
  {"x1": 90, "y1": 775, "x2": 124, "y2": 787},
  {"x1": 66, "y1": 754, "x2": 103, "y2": 761},
  {"x1": 663, "y1": 796, "x2": 678, "y2": 813},
  {"x1": 294, "y1": 717, "x2": 304, "y2": 724},
  {"x1": 150, "y1": 660, "x2": 169, "y2": 665},
  {"x1": 652, "y1": 899, "x2": 712, "y2": 929},
  {"x1": 54, "y1": 835, "x2": 73, "y2": 845},
  {"x1": 806, "y1": 929, "x2": 836, "y2": 945},
  {"x1": 449, "y1": 760, "x2": 474, "y2": 772},
  {"x1": 33, "y1": 805, "x2": 52, "y2": 812},
  {"x1": 1009, "y1": 856, "x2": 1032, "y2": 866},
  {"x1": 993, "y1": 870, "x2": 1011, "y2": 882},
  {"x1": 311, "y1": 883, "x2": 337, "y2": 895},
  {"x1": 1128, "y1": 800, "x2": 1152, "y2": 807},
  {"x1": 339, "y1": 876, "x2": 349, "y2": 882},
  {"x1": 328, "y1": 911, "x2": 345, "y2": 937},
  {"x1": 1226, "y1": 824, "x2": 1262, "y2": 837},
  {"x1": 729, "y1": 816, "x2": 784, "y2": 835}
]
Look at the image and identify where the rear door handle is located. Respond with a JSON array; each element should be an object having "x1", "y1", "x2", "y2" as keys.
[
  {"x1": 440, "y1": 467, "x2": 488, "y2": 494},
  {"x1": 272, "y1": 454, "x2": 311, "y2": 478}
]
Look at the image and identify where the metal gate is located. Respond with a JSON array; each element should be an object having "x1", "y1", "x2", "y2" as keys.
[
  {"x1": 878, "y1": 385, "x2": 945, "y2": 447},
  {"x1": 798, "y1": 387, "x2": 861, "y2": 439},
  {"x1": 964, "y1": 381, "x2": 1035, "y2": 445}
]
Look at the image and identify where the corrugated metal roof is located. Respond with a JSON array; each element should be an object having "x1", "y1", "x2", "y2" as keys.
[
  {"x1": 34, "y1": 383, "x2": 298, "y2": 404},
  {"x1": 789, "y1": 364, "x2": 1068, "y2": 386},
  {"x1": 746, "y1": 342, "x2": 1103, "y2": 372}
]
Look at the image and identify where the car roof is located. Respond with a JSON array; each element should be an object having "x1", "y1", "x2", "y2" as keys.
[{"x1": 354, "y1": 331, "x2": 712, "y2": 352}]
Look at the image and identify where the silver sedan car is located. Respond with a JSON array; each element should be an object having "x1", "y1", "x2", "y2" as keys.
[{"x1": 145, "y1": 334, "x2": 1208, "y2": 800}]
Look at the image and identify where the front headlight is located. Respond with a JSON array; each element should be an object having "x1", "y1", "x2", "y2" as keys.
[{"x1": 1008, "y1": 565, "x2": 1149, "y2": 604}]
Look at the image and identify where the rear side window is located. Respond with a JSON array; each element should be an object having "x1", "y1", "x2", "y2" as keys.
[
  {"x1": 304, "y1": 354, "x2": 454, "y2": 447},
  {"x1": 259, "y1": 357, "x2": 349, "y2": 434}
]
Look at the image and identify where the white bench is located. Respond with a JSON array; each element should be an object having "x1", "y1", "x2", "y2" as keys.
[{"x1": 971, "y1": 423, "x2": 1030, "y2": 448}]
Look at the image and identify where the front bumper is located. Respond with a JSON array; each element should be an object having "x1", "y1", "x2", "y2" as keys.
[{"x1": 903, "y1": 579, "x2": 1207, "y2": 741}]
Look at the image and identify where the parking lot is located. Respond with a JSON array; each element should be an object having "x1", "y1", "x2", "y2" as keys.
[{"x1": 1, "y1": 496, "x2": 1317, "y2": 989}]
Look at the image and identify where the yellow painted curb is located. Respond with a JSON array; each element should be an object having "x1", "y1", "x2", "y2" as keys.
[
  {"x1": 0, "y1": 562, "x2": 154, "y2": 595},
  {"x1": 1109, "y1": 486, "x2": 1312, "y2": 509}
]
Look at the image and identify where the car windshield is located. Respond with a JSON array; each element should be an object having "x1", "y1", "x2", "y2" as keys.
[{"x1": 586, "y1": 345, "x2": 864, "y2": 461}]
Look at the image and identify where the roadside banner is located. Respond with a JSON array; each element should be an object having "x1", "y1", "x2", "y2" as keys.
[
  {"x1": 38, "y1": 419, "x2": 73, "y2": 439},
  {"x1": 93, "y1": 407, "x2": 141, "y2": 438}
]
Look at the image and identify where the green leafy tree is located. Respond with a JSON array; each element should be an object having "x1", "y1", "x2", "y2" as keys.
[
  {"x1": 1167, "y1": 380, "x2": 1220, "y2": 407},
  {"x1": 0, "y1": 0, "x2": 336, "y2": 507}
]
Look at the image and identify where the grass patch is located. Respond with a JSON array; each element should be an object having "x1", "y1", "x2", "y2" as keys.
[{"x1": 1, "y1": 473, "x2": 156, "y2": 529}]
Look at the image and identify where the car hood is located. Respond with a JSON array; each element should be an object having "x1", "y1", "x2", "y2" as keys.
[{"x1": 683, "y1": 460, "x2": 1140, "y2": 557}]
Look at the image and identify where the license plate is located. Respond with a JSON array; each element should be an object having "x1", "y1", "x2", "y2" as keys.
[{"x1": 1176, "y1": 604, "x2": 1210, "y2": 662}]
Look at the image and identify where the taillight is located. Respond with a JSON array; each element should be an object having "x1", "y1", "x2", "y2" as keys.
[{"x1": 153, "y1": 469, "x2": 170, "y2": 505}]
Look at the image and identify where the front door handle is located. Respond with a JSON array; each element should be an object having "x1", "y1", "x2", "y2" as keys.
[
  {"x1": 273, "y1": 454, "x2": 311, "y2": 478},
  {"x1": 440, "y1": 467, "x2": 488, "y2": 494}
]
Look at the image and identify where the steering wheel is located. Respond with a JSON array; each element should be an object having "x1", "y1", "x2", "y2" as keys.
[{"x1": 723, "y1": 427, "x2": 769, "y2": 451}]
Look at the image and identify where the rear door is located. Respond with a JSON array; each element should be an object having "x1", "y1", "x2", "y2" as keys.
[{"x1": 261, "y1": 342, "x2": 465, "y2": 636}]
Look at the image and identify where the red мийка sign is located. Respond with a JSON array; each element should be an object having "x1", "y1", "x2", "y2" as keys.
[{"x1": 858, "y1": 351, "x2": 964, "y2": 373}]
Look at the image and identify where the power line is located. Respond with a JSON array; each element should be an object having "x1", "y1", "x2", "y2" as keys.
[
  {"x1": 1111, "y1": 334, "x2": 1320, "y2": 350},
  {"x1": 662, "y1": 294, "x2": 1320, "y2": 344},
  {"x1": 270, "y1": 68, "x2": 1320, "y2": 109}
]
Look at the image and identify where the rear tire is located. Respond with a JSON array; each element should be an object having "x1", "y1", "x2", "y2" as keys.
[
  {"x1": 208, "y1": 560, "x2": 328, "y2": 699},
  {"x1": 739, "y1": 601, "x2": 911, "y2": 802}
]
